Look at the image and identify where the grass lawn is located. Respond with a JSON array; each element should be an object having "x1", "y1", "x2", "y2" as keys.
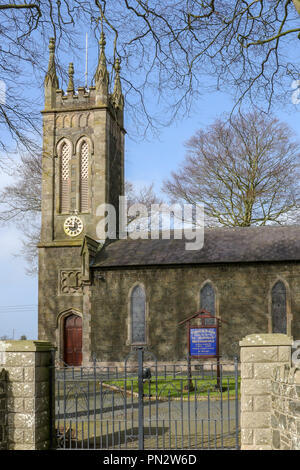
[{"x1": 103, "y1": 375, "x2": 240, "y2": 399}]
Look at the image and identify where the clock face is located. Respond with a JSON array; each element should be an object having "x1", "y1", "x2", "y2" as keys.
[{"x1": 64, "y1": 216, "x2": 83, "y2": 237}]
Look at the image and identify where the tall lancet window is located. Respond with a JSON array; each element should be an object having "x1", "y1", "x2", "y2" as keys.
[
  {"x1": 200, "y1": 282, "x2": 216, "y2": 324},
  {"x1": 131, "y1": 285, "x2": 146, "y2": 344},
  {"x1": 271, "y1": 281, "x2": 287, "y2": 334},
  {"x1": 80, "y1": 141, "x2": 89, "y2": 212},
  {"x1": 60, "y1": 141, "x2": 71, "y2": 213}
]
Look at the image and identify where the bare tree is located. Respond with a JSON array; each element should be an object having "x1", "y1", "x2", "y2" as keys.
[
  {"x1": 0, "y1": 153, "x2": 42, "y2": 222},
  {"x1": 163, "y1": 111, "x2": 300, "y2": 227},
  {"x1": 125, "y1": 181, "x2": 161, "y2": 214},
  {"x1": 2, "y1": 1, "x2": 300, "y2": 152},
  {"x1": 89, "y1": 0, "x2": 300, "y2": 125},
  {"x1": 124, "y1": 180, "x2": 164, "y2": 233},
  {"x1": 0, "y1": 2, "x2": 89, "y2": 158},
  {"x1": 0, "y1": 151, "x2": 42, "y2": 274}
]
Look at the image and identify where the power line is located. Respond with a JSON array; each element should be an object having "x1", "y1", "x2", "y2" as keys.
[
  {"x1": 0, "y1": 305, "x2": 37, "y2": 308},
  {"x1": 0, "y1": 304, "x2": 37, "y2": 313}
]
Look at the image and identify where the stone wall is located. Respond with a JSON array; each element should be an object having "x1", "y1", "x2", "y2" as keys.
[
  {"x1": 271, "y1": 364, "x2": 300, "y2": 450},
  {"x1": 240, "y1": 333, "x2": 293, "y2": 450},
  {"x1": 89, "y1": 263, "x2": 300, "y2": 363},
  {"x1": 0, "y1": 368, "x2": 7, "y2": 450},
  {"x1": 38, "y1": 244, "x2": 83, "y2": 352},
  {"x1": 0, "y1": 340, "x2": 55, "y2": 450}
]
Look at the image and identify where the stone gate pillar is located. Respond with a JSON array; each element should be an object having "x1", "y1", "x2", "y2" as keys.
[
  {"x1": 240, "y1": 334, "x2": 293, "y2": 450},
  {"x1": 0, "y1": 340, "x2": 55, "y2": 450},
  {"x1": 0, "y1": 368, "x2": 8, "y2": 449}
]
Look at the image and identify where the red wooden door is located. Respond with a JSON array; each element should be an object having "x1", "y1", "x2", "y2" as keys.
[{"x1": 64, "y1": 315, "x2": 82, "y2": 366}]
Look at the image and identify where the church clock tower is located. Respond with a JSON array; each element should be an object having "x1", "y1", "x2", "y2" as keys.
[{"x1": 38, "y1": 35, "x2": 125, "y2": 365}]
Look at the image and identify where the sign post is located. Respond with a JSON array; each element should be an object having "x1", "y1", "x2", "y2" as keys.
[{"x1": 179, "y1": 310, "x2": 223, "y2": 390}]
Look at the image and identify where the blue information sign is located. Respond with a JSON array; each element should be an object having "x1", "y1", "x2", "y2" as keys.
[{"x1": 190, "y1": 327, "x2": 217, "y2": 356}]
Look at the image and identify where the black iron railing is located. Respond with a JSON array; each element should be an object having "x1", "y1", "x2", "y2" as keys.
[{"x1": 54, "y1": 353, "x2": 240, "y2": 450}]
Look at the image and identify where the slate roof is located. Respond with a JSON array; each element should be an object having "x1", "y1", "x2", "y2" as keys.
[{"x1": 91, "y1": 226, "x2": 300, "y2": 269}]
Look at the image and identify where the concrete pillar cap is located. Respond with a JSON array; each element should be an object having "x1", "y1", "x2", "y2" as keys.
[
  {"x1": 0, "y1": 340, "x2": 55, "y2": 352},
  {"x1": 239, "y1": 334, "x2": 293, "y2": 347}
]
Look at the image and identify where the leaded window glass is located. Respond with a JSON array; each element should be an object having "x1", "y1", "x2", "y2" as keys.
[
  {"x1": 271, "y1": 281, "x2": 287, "y2": 334},
  {"x1": 200, "y1": 283, "x2": 216, "y2": 325}
]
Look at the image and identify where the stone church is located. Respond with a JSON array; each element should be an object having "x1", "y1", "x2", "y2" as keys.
[{"x1": 38, "y1": 36, "x2": 300, "y2": 366}]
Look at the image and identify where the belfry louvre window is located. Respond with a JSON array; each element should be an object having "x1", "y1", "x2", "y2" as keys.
[
  {"x1": 80, "y1": 141, "x2": 89, "y2": 212},
  {"x1": 131, "y1": 285, "x2": 146, "y2": 344},
  {"x1": 60, "y1": 142, "x2": 71, "y2": 213},
  {"x1": 271, "y1": 281, "x2": 287, "y2": 334}
]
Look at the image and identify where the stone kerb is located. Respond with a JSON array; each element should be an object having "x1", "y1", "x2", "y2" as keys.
[
  {"x1": 0, "y1": 340, "x2": 55, "y2": 450},
  {"x1": 239, "y1": 333, "x2": 293, "y2": 450}
]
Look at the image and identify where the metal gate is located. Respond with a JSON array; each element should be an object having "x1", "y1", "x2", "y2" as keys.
[{"x1": 54, "y1": 349, "x2": 240, "y2": 450}]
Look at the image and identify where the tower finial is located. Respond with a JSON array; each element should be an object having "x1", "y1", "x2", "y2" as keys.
[
  {"x1": 67, "y1": 62, "x2": 75, "y2": 93},
  {"x1": 44, "y1": 37, "x2": 59, "y2": 108},
  {"x1": 45, "y1": 37, "x2": 59, "y2": 89},
  {"x1": 49, "y1": 37, "x2": 55, "y2": 53},
  {"x1": 99, "y1": 30, "x2": 106, "y2": 50},
  {"x1": 95, "y1": 31, "x2": 109, "y2": 104},
  {"x1": 112, "y1": 58, "x2": 124, "y2": 110}
]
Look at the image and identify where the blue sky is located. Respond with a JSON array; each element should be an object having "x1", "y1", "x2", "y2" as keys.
[{"x1": 0, "y1": 32, "x2": 300, "y2": 340}]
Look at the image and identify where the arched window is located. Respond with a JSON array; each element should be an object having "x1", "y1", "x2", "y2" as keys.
[
  {"x1": 200, "y1": 282, "x2": 216, "y2": 316},
  {"x1": 60, "y1": 141, "x2": 71, "y2": 213},
  {"x1": 131, "y1": 285, "x2": 146, "y2": 344},
  {"x1": 200, "y1": 282, "x2": 217, "y2": 325},
  {"x1": 271, "y1": 281, "x2": 287, "y2": 334},
  {"x1": 80, "y1": 140, "x2": 89, "y2": 212}
]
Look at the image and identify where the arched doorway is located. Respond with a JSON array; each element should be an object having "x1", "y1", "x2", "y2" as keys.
[{"x1": 63, "y1": 314, "x2": 82, "y2": 366}]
